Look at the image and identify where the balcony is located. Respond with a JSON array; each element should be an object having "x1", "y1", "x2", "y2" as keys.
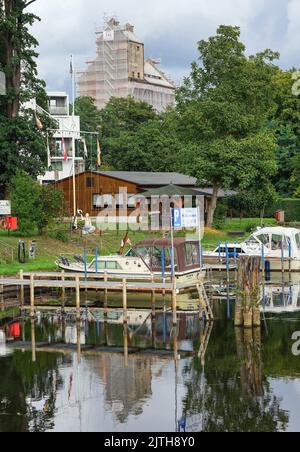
[{"x1": 49, "y1": 106, "x2": 69, "y2": 116}]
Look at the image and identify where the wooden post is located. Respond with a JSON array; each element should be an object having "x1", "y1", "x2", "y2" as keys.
[
  {"x1": 104, "y1": 271, "x2": 108, "y2": 315},
  {"x1": 235, "y1": 256, "x2": 261, "y2": 328},
  {"x1": 123, "y1": 323, "x2": 129, "y2": 368},
  {"x1": 76, "y1": 320, "x2": 81, "y2": 364},
  {"x1": 61, "y1": 270, "x2": 65, "y2": 311},
  {"x1": 30, "y1": 274, "x2": 35, "y2": 318},
  {"x1": 123, "y1": 278, "x2": 128, "y2": 324},
  {"x1": 151, "y1": 275, "x2": 156, "y2": 319},
  {"x1": 19, "y1": 270, "x2": 24, "y2": 307},
  {"x1": 30, "y1": 318, "x2": 36, "y2": 363},
  {"x1": 172, "y1": 277, "x2": 177, "y2": 326},
  {"x1": 76, "y1": 276, "x2": 80, "y2": 321}
]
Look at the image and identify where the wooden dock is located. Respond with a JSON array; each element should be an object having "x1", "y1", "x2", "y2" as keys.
[{"x1": 0, "y1": 271, "x2": 214, "y2": 325}]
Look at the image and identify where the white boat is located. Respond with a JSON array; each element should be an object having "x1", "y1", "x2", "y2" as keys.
[
  {"x1": 57, "y1": 238, "x2": 205, "y2": 284},
  {"x1": 204, "y1": 227, "x2": 300, "y2": 272}
]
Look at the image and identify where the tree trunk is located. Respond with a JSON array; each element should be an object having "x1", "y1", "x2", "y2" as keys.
[{"x1": 206, "y1": 185, "x2": 219, "y2": 228}]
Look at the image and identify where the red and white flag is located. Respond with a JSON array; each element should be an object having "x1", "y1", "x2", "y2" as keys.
[
  {"x1": 97, "y1": 140, "x2": 101, "y2": 166},
  {"x1": 62, "y1": 136, "x2": 68, "y2": 161}
]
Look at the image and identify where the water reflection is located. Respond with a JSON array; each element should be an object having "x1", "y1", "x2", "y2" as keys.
[{"x1": 0, "y1": 279, "x2": 300, "y2": 431}]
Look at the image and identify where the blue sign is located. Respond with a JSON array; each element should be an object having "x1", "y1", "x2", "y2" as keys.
[{"x1": 172, "y1": 208, "x2": 182, "y2": 228}]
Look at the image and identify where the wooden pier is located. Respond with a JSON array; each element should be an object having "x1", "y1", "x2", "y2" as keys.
[{"x1": 0, "y1": 271, "x2": 214, "y2": 325}]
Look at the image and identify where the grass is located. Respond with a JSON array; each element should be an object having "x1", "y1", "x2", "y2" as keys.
[{"x1": 0, "y1": 218, "x2": 277, "y2": 276}]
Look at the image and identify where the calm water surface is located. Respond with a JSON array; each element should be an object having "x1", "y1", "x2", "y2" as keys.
[{"x1": 1, "y1": 279, "x2": 300, "y2": 432}]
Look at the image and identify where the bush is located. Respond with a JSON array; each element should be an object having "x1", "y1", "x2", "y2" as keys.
[
  {"x1": 10, "y1": 171, "x2": 65, "y2": 235},
  {"x1": 48, "y1": 228, "x2": 70, "y2": 243}
]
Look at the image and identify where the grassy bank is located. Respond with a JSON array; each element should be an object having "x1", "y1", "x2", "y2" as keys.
[{"x1": 0, "y1": 218, "x2": 276, "y2": 276}]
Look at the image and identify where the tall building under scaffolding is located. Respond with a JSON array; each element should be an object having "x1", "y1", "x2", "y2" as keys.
[{"x1": 76, "y1": 18, "x2": 176, "y2": 112}]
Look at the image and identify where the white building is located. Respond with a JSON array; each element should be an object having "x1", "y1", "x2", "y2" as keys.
[{"x1": 39, "y1": 92, "x2": 84, "y2": 184}]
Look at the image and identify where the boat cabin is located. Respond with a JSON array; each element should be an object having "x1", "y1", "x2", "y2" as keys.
[{"x1": 126, "y1": 238, "x2": 202, "y2": 274}]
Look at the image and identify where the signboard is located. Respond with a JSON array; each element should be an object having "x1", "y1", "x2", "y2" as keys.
[
  {"x1": 173, "y1": 208, "x2": 199, "y2": 229},
  {"x1": 103, "y1": 30, "x2": 115, "y2": 41},
  {"x1": 0, "y1": 71, "x2": 5, "y2": 95},
  {"x1": 0, "y1": 200, "x2": 11, "y2": 216}
]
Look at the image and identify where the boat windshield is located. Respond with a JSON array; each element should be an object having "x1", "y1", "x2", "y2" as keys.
[{"x1": 245, "y1": 235, "x2": 260, "y2": 246}]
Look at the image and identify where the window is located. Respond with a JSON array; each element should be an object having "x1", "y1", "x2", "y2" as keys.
[
  {"x1": 257, "y1": 234, "x2": 270, "y2": 249},
  {"x1": 137, "y1": 72, "x2": 141, "y2": 79},
  {"x1": 184, "y1": 243, "x2": 199, "y2": 266},
  {"x1": 49, "y1": 162, "x2": 63, "y2": 172},
  {"x1": 271, "y1": 234, "x2": 289, "y2": 251},
  {"x1": 93, "y1": 194, "x2": 112, "y2": 209},
  {"x1": 98, "y1": 261, "x2": 122, "y2": 270},
  {"x1": 295, "y1": 233, "x2": 300, "y2": 251},
  {"x1": 86, "y1": 177, "x2": 94, "y2": 188}
]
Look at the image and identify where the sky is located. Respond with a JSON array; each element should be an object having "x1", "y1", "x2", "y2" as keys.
[{"x1": 29, "y1": 0, "x2": 300, "y2": 95}]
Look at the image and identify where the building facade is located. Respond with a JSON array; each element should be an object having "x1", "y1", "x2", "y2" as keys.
[
  {"x1": 76, "y1": 18, "x2": 176, "y2": 112},
  {"x1": 39, "y1": 92, "x2": 84, "y2": 184}
]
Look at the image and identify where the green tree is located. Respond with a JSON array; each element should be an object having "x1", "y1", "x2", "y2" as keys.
[
  {"x1": 10, "y1": 171, "x2": 64, "y2": 235},
  {"x1": 176, "y1": 26, "x2": 279, "y2": 226},
  {"x1": 0, "y1": 0, "x2": 50, "y2": 197}
]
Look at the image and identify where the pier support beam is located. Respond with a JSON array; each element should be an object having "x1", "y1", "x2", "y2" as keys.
[
  {"x1": 19, "y1": 270, "x2": 24, "y2": 308},
  {"x1": 76, "y1": 276, "x2": 81, "y2": 321},
  {"x1": 172, "y1": 277, "x2": 177, "y2": 326},
  {"x1": 123, "y1": 278, "x2": 128, "y2": 324},
  {"x1": 30, "y1": 275, "x2": 35, "y2": 318}
]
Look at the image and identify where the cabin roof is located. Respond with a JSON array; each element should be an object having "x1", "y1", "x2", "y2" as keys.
[
  {"x1": 96, "y1": 171, "x2": 197, "y2": 187},
  {"x1": 136, "y1": 238, "x2": 197, "y2": 248}
]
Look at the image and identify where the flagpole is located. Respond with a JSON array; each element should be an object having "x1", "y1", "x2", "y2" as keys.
[{"x1": 71, "y1": 54, "x2": 76, "y2": 217}]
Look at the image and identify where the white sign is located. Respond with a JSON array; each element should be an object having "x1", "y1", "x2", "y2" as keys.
[
  {"x1": 173, "y1": 208, "x2": 199, "y2": 229},
  {"x1": 0, "y1": 200, "x2": 11, "y2": 216},
  {"x1": 0, "y1": 71, "x2": 5, "y2": 95},
  {"x1": 103, "y1": 30, "x2": 115, "y2": 41}
]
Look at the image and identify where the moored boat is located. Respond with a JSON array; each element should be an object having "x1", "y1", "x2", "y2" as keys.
[{"x1": 204, "y1": 227, "x2": 300, "y2": 272}]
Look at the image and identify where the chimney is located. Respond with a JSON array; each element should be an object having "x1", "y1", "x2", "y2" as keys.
[{"x1": 125, "y1": 23, "x2": 134, "y2": 33}]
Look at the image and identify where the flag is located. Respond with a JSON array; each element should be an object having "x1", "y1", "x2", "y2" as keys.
[
  {"x1": 35, "y1": 114, "x2": 43, "y2": 130},
  {"x1": 46, "y1": 134, "x2": 51, "y2": 168},
  {"x1": 62, "y1": 136, "x2": 68, "y2": 161},
  {"x1": 97, "y1": 140, "x2": 101, "y2": 166},
  {"x1": 82, "y1": 138, "x2": 88, "y2": 157}
]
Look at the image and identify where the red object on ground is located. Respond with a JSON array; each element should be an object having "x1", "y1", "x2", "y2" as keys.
[
  {"x1": 6, "y1": 216, "x2": 18, "y2": 231},
  {"x1": 8, "y1": 322, "x2": 20, "y2": 338}
]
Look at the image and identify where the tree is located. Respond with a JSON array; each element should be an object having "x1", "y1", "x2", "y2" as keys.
[
  {"x1": 0, "y1": 0, "x2": 50, "y2": 197},
  {"x1": 176, "y1": 26, "x2": 279, "y2": 226},
  {"x1": 10, "y1": 171, "x2": 64, "y2": 235}
]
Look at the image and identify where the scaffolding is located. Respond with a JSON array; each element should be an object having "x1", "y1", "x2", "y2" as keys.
[{"x1": 76, "y1": 18, "x2": 176, "y2": 112}]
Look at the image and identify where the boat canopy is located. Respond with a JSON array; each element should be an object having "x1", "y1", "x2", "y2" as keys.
[
  {"x1": 241, "y1": 227, "x2": 300, "y2": 258},
  {"x1": 126, "y1": 238, "x2": 202, "y2": 273}
]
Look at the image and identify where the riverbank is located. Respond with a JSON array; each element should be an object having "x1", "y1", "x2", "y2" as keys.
[{"x1": 0, "y1": 218, "x2": 276, "y2": 276}]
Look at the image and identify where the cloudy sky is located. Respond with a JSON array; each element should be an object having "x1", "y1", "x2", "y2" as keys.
[{"x1": 29, "y1": 0, "x2": 300, "y2": 94}]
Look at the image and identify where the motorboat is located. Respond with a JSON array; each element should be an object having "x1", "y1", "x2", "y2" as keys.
[
  {"x1": 57, "y1": 238, "x2": 206, "y2": 284},
  {"x1": 204, "y1": 227, "x2": 300, "y2": 272}
]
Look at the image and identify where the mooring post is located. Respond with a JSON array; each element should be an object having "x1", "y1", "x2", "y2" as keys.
[
  {"x1": 30, "y1": 318, "x2": 36, "y2": 363},
  {"x1": 172, "y1": 276, "x2": 177, "y2": 326},
  {"x1": 19, "y1": 270, "x2": 24, "y2": 307},
  {"x1": 76, "y1": 276, "x2": 80, "y2": 321},
  {"x1": 104, "y1": 271, "x2": 108, "y2": 315},
  {"x1": 261, "y1": 243, "x2": 265, "y2": 279},
  {"x1": 76, "y1": 320, "x2": 81, "y2": 364},
  {"x1": 30, "y1": 274, "x2": 35, "y2": 318},
  {"x1": 225, "y1": 242, "x2": 230, "y2": 283},
  {"x1": 61, "y1": 270, "x2": 65, "y2": 311},
  {"x1": 151, "y1": 274, "x2": 156, "y2": 319},
  {"x1": 123, "y1": 278, "x2": 128, "y2": 324},
  {"x1": 123, "y1": 323, "x2": 129, "y2": 368},
  {"x1": 288, "y1": 239, "x2": 292, "y2": 277}
]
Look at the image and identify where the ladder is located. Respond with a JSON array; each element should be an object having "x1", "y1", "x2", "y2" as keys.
[{"x1": 197, "y1": 283, "x2": 214, "y2": 321}]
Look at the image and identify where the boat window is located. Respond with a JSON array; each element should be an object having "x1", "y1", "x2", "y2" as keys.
[
  {"x1": 151, "y1": 247, "x2": 177, "y2": 271},
  {"x1": 245, "y1": 235, "x2": 260, "y2": 245},
  {"x1": 184, "y1": 243, "x2": 199, "y2": 266},
  {"x1": 295, "y1": 234, "x2": 300, "y2": 251},
  {"x1": 99, "y1": 261, "x2": 122, "y2": 270},
  {"x1": 256, "y1": 234, "x2": 270, "y2": 249},
  {"x1": 133, "y1": 247, "x2": 152, "y2": 267},
  {"x1": 271, "y1": 234, "x2": 288, "y2": 251}
]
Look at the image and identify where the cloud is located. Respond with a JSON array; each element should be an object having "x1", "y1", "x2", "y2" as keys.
[{"x1": 28, "y1": 0, "x2": 300, "y2": 94}]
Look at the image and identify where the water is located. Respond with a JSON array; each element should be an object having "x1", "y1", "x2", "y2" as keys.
[{"x1": 1, "y1": 279, "x2": 300, "y2": 432}]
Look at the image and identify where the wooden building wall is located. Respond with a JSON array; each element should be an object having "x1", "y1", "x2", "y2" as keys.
[{"x1": 54, "y1": 172, "x2": 138, "y2": 217}]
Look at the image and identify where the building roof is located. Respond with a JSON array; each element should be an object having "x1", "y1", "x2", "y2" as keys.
[
  {"x1": 193, "y1": 188, "x2": 237, "y2": 198},
  {"x1": 144, "y1": 60, "x2": 175, "y2": 89},
  {"x1": 123, "y1": 29, "x2": 144, "y2": 45},
  {"x1": 96, "y1": 171, "x2": 197, "y2": 186}
]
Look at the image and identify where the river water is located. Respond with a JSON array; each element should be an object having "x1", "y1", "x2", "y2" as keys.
[{"x1": 0, "y1": 278, "x2": 300, "y2": 432}]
